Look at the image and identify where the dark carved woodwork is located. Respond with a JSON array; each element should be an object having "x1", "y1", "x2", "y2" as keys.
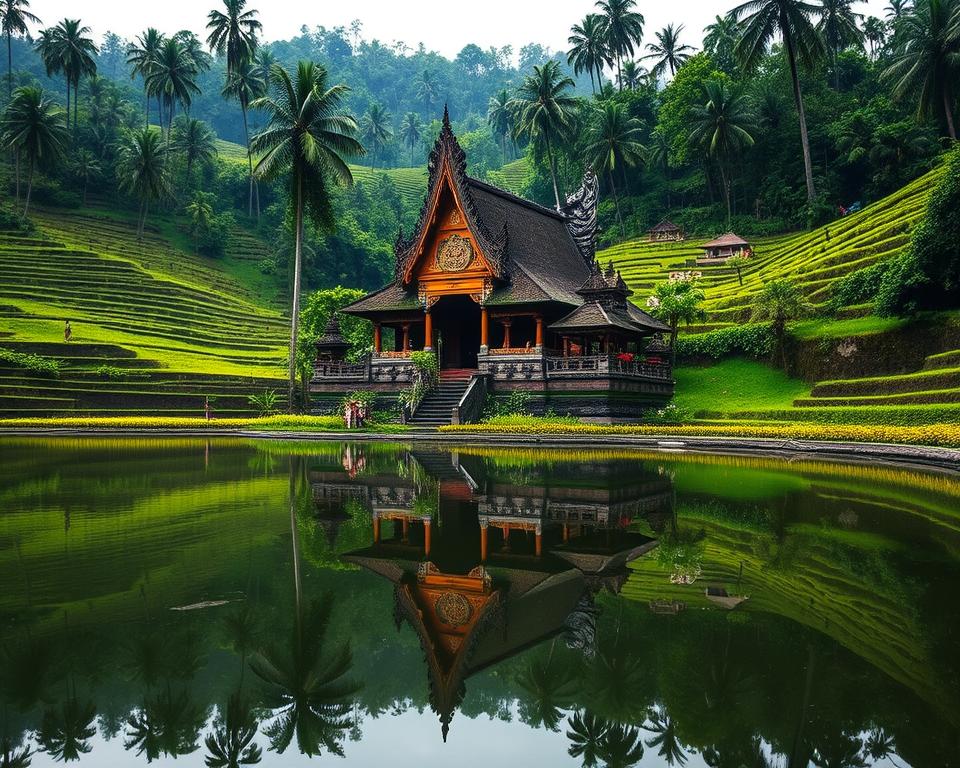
[{"x1": 561, "y1": 168, "x2": 600, "y2": 264}]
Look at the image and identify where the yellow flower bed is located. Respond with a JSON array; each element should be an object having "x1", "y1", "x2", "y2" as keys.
[
  {"x1": 0, "y1": 415, "x2": 352, "y2": 431},
  {"x1": 438, "y1": 421, "x2": 960, "y2": 449}
]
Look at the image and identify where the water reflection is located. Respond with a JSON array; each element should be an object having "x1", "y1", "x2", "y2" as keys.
[{"x1": 0, "y1": 438, "x2": 959, "y2": 766}]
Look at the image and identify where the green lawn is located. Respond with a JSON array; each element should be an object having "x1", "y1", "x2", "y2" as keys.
[{"x1": 673, "y1": 359, "x2": 810, "y2": 415}]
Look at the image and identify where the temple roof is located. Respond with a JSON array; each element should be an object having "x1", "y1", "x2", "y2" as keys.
[
  {"x1": 314, "y1": 313, "x2": 351, "y2": 350},
  {"x1": 703, "y1": 231, "x2": 750, "y2": 248},
  {"x1": 648, "y1": 218, "x2": 682, "y2": 233},
  {"x1": 548, "y1": 300, "x2": 669, "y2": 335}
]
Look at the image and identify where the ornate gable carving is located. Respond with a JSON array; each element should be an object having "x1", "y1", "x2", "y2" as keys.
[
  {"x1": 395, "y1": 107, "x2": 509, "y2": 286},
  {"x1": 561, "y1": 168, "x2": 600, "y2": 264}
]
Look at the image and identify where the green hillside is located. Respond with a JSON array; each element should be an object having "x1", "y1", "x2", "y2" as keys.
[{"x1": 0, "y1": 204, "x2": 288, "y2": 418}]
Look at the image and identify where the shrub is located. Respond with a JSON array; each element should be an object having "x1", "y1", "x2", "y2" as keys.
[
  {"x1": 643, "y1": 401, "x2": 692, "y2": 425},
  {"x1": 248, "y1": 389, "x2": 280, "y2": 417},
  {"x1": 675, "y1": 324, "x2": 773, "y2": 361},
  {"x1": 828, "y1": 260, "x2": 891, "y2": 312},
  {"x1": 485, "y1": 390, "x2": 534, "y2": 419},
  {"x1": 0, "y1": 349, "x2": 60, "y2": 377},
  {"x1": 95, "y1": 365, "x2": 128, "y2": 379},
  {"x1": 0, "y1": 204, "x2": 34, "y2": 233}
]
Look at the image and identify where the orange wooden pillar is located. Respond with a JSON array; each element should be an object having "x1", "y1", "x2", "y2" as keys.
[
  {"x1": 373, "y1": 324, "x2": 382, "y2": 354},
  {"x1": 424, "y1": 310, "x2": 433, "y2": 351},
  {"x1": 535, "y1": 525, "x2": 542, "y2": 557},
  {"x1": 480, "y1": 307, "x2": 489, "y2": 352},
  {"x1": 373, "y1": 515, "x2": 381, "y2": 544},
  {"x1": 480, "y1": 523, "x2": 488, "y2": 562},
  {"x1": 535, "y1": 315, "x2": 544, "y2": 349},
  {"x1": 502, "y1": 319, "x2": 512, "y2": 349},
  {"x1": 401, "y1": 323, "x2": 410, "y2": 351},
  {"x1": 423, "y1": 517, "x2": 432, "y2": 557},
  {"x1": 562, "y1": 524, "x2": 569, "y2": 542},
  {"x1": 402, "y1": 518, "x2": 409, "y2": 542}
]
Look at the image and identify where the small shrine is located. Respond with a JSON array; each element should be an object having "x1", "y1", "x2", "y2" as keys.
[
  {"x1": 647, "y1": 218, "x2": 685, "y2": 242},
  {"x1": 698, "y1": 232, "x2": 751, "y2": 265}
]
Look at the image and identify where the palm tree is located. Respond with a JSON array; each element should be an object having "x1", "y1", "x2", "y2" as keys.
[
  {"x1": 618, "y1": 60, "x2": 647, "y2": 89},
  {"x1": 204, "y1": 692, "x2": 262, "y2": 767},
  {"x1": 818, "y1": 0, "x2": 865, "y2": 87},
  {"x1": 644, "y1": 705, "x2": 688, "y2": 766},
  {"x1": 596, "y1": 0, "x2": 645, "y2": 90},
  {"x1": 172, "y1": 115, "x2": 218, "y2": 183},
  {"x1": 0, "y1": 736, "x2": 33, "y2": 768},
  {"x1": 414, "y1": 69, "x2": 439, "y2": 114},
  {"x1": 145, "y1": 37, "x2": 201, "y2": 139},
  {"x1": 487, "y1": 89, "x2": 513, "y2": 161},
  {"x1": 751, "y1": 277, "x2": 810, "y2": 367},
  {"x1": 0, "y1": 86, "x2": 68, "y2": 215},
  {"x1": 568, "y1": 13, "x2": 610, "y2": 93},
  {"x1": 186, "y1": 190, "x2": 215, "y2": 253},
  {"x1": 400, "y1": 111, "x2": 422, "y2": 165},
  {"x1": 117, "y1": 126, "x2": 170, "y2": 238},
  {"x1": 885, "y1": 0, "x2": 912, "y2": 22},
  {"x1": 882, "y1": 0, "x2": 960, "y2": 140},
  {"x1": 1, "y1": 0, "x2": 40, "y2": 97},
  {"x1": 644, "y1": 23, "x2": 695, "y2": 78},
  {"x1": 647, "y1": 128, "x2": 673, "y2": 206},
  {"x1": 206, "y1": 0, "x2": 261, "y2": 73},
  {"x1": 567, "y1": 711, "x2": 609, "y2": 767},
  {"x1": 730, "y1": 0, "x2": 825, "y2": 204},
  {"x1": 249, "y1": 595, "x2": 359, "y2": 757},
  {"x1": 37, "y1": 698, "x2": 97, "y2": 761},
  {"x1": 252, "y1": 47, "x2": 275, "y2": 85},
  {"x1": 175, "y1": 30, "x2": 213, "y2": 75},
  {"x1": 600, "y1": 722, "x2": 645, "y2": 768},
  {"x1": 250, "y1": 61, "x2": 363, "y2": 412},
  {"x1": 510, "y1": 59, "x2": 577, "y2": 210},
  {"x1": 126, "y1": 28, "x2": 166, "y2": 124},
  {"x1": 864, "y1": 729, "x2": 905, "y2": 768},
  {"x1": 221, "y1": 57, "x2": 264, "y2": 216},
  {"x1": 70, "y1": 147, "x2": 101, "y2": 205},
  {"x1": 584, "y1": 100, "x2": 646, "y2": 238},
  {"x1": 703, "y1": 14, "x2": 740, "y2": 70},
  {"x1": 688, "y1": 79, "x2": 757, "y2": 227},
  {"x1": 516, "y1": 640, "x2": 579, "y2": 731},
  {"x1": 35, "y1": 19, "x2": 97, "y2": 131},
  {"x1": 360, "y1": 102, "x2": 393, "y2": 167},
  {"x1": 863, "y1": 16, "x2": 886, "y2": 58}
]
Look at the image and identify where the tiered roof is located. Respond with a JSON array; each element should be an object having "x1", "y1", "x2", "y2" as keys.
[
  {"x1": 648, "y1": 218, "x2": 682, "y2": 233},
  {"x1": 703, "y1": 232, "x2": 750, "y2": 248}
]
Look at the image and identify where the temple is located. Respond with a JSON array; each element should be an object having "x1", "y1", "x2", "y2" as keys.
[
  {"x1": 311, "y1": 446, "x2": 671, "y2": 741},
  {"x1": 311, "y1": 109, "x2": 674, "y2": 425}
]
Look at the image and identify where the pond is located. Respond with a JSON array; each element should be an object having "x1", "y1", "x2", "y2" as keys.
[{"x1": 1, "y1": 437, "x2": 959, "y2": 767}]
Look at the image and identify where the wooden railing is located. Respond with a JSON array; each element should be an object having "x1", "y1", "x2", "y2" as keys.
[
  {"x1": 312, "y1": 360, "x2": 369, "y2": 381},
  {"x1": 545, "y1": 354, "x2": 672, "y2": 381}
]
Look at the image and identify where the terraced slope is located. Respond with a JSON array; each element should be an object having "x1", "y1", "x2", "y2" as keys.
[
  {"x1": 600, "y1": 167, "x2": 942, "y2": 330},
  {"x1": 0, "y1": 207, "x2": 288, "y2": 417}
]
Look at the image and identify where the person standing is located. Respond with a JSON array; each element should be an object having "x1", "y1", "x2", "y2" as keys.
[{"x1": 64, "y1": 320, "x2": 72, "y2": 342}]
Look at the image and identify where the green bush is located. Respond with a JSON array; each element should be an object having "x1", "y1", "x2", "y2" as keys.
[
  {"x1": 485, "y1": 390, "x2": 534, "y2": 419},
  {"x1": 94, "y1": 365, "x2": 128, "y2": 379},
  {"x1": 248, "y1": 389, "x2": 280, "y2": 417},
  {"x1": 0, "y1": 204, "x2": 34, "y2": 233},
  {"x1": 643, "y1": 401, "x2": 693, "y2": 425},
  {"x1": 0, "y1": 349, "x2": 60, "y2": 377},
  {"x1": 675, "y1": 324, "x2": 774, "y2": 361},
  {"x1": 828, "y1": 260, "x2": 891, "y2": 312}
]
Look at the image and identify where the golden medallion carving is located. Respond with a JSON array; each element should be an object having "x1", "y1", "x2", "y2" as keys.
[
  {"x1": 435, "y1": 591, "x2": 472, "y2": 626},
  {"x1": 436, "y1": 234, "x2": 474, "y2": 272},
  {"x1": 447, "y1": 209, "x2": 462, "y2": 226}
]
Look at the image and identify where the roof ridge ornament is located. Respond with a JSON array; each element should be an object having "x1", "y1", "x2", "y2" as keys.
[{"x1": 561, "y1": 167, "x2": 599, "y2": 264}]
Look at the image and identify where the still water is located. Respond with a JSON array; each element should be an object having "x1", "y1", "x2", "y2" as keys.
[{"x1": 1, "y1": 437, "x2": 959, "y2": 767}]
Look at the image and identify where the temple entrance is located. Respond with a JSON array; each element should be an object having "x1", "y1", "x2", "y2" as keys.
[{"x1": 432, "y1": 294, "x2": 481, "y2": 369}]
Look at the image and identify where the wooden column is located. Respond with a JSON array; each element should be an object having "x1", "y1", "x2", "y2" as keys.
[
  {"x1": 480, "y1": 523, "x2": 488, "y2": 562},
  {"x1": 480, "y1": 307, "x2": 489, "y2": 352},
  {"x1": 373, "y1": 514, "x2": 381, "y2": 544},
  {"x1": 535, "y1": 524, "x2": 542, "y2": 557},
  {"x1": 535, "y1": 315, "x2": 544, "y2": 349},
  {"x1": 373, "y1": 324, "x2": 382, "y2": 354},
  {"x1": 563, "y1": 337, "x2": 570, "y2": 357},
  {"x1": 424, "y1": 309, "x2": 433, "y2": 351},
  {"x1": 501, "y1": 319, "x2": 512, "y2": 349},
  {"x1": 562, "y1": 524, "x2": 569, "y2": 542},
  {"x1": 402, "y1": 518, "x2": 409, "y2": 543},
  {"x1": 423, "y1": 517, "x2": 432, "y2": 557},
  {"x1": 401, "y1": 324, "x2": 410, "y2": 352}
]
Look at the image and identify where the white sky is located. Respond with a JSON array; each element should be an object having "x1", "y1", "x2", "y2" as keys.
[{"x1": 30, "y1": 0, "x2": 889, "y2": 62}]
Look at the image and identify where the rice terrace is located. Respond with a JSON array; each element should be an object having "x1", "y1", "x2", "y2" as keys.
[{"x1": 1, "y1": 0, "x2": 959, "y2": 765}]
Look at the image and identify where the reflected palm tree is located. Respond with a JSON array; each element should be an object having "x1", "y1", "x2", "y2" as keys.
[
  {"x1": 599, "y1": 722, "x2": 644, "y2": 768},
  {"x1": 567, "y1": 711, "x2": 609, "y2": 767},
  {"x1": 704, "y1": 737, "x2": 774, "y2": 768},
  {"x1": 587, "y1": 612, "x2": 647, "y2": 721},
  {"x1": 204, "y1": 692, "x2": 261, "y2": 767},
  {"x1": 0, "y1": 640, "x2": 56, "y2": 712},
  {"x1": 249, "y1": 594, "x2": 359, "y2": 757},
  {"x1": 516, "y1": 639, "x2": 579, "y2": 731},
  {"x1": 37, "y1": 698, "x2": 96, "y2": 762},
  {"x1": 1, "y1": 736, "x2": 33, "y2": 768},
  {"x1": 644, "y1": 705, "x2": 688, "y2": 766},
  {"x1": 125, "y1": 687, "x2": 206, "y2": 761},
  {"x1": 124, "y1": 706, "x2": 162, "y2": 763},
  {"x1": 811, "y1": 732, "x2": 867, "y2": 768},
  {"x1": 864, "y1": 729, "x2": 904, "y2": 768}
]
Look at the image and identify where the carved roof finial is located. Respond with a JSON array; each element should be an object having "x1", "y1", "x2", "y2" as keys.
[{"x1": 442, "y1": 104, "x2": 451, "y2": 129}]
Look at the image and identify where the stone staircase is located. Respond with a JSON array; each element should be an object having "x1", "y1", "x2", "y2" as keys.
[{"x1": 408, "y1": 369, "x2": 475, "y2": 428}]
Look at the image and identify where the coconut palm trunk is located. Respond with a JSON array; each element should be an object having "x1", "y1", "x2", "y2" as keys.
[
  {"x1": 23, "y1": 157, "x2": 34, "y2": 216},
  {"x1": 783, "y1": 23, "x2": 816, "y2": 203},
  {"x1": 943, "y1": 88, "x2": 957, "y2": 140},
  {"x1": 720, "y1": 164, "x2": 732, "y2": 228},
  {"x1": 241, "y1": 102, "x2": 256, "y2": 218},
  {"x1": 544, "y1": 135, "x2": 562, "y2": 210},
  {"x1": 607, "y1": 170, "x2": 625, "y2": 238},
  {"x1": 288, "y1": 175, "x2": 305, "y2": 413},
  {"x1": 6, "y1": 30, "x2": 13, "y2": 97}
]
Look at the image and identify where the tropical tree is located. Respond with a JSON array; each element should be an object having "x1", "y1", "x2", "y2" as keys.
[
  {"x1": 596, "y1": 0, "x2": 645, "y2": 90},
  {"x1": 0, "y1": 85, "x2": 68, "y2": 215},
  {"x1": 730, "y1": 0, "x2": 826, "y2": 204},
  {"x1": 568, "y1": 13, "x2": 610, "y2": 93},
  {"x1": 204, "y1": 692, "x2": 262, "y2": 767},
  {"x1": 688, "y1": 79, "x2": 757, "y2": 227},
  {"x1": 818, "y1": 0, "x2": 865, "y2": 87},
  {"x1": 864, "y1": 729, "x2": 904, "y2": 767},
  {"x1": 0, "y1": 736, "x2": 33, "y2": 768},
  {"x1": 584, "y1": 100, "x2": 646, "y2": 237},
  {"x1": 863, "y1": 16, "x2": 886, "y2": 58},
  {"x1": 252, "y1": 47, "x2": 275, "y2": 85},
  {"x1": 647, "y1": 272, "x2": 706, "y2": 364},
  {"x1": 510, "y1": 59, "x2": 577, "y2": 209},
  {"x1": 70, "y1": 147, "x2": 101, "y2": 205},
  {"x1": 37, "y1": 698, "x2": 97, "y2": 762},
  {"x1": 486, "y1": 89, "x2": 513, "y2": 161},
  {"x1": 360, "y1": 102, "x2": 393, "y2": 167},
  {"x1": 145, "y1": 37, "x2": 201, "y2": 139},
  {"x1": 221, "y1": 57, "x2": 264, "y2": 216},
  {"x1": 567, "y1": 711, "x2": 609, "y2": 767},
  {"x1": 751, "y1": 277, "x2": 810, "y2": 366},
  {"x1": 618, "y1": 60, "x2": 647, "y2": 89},
  {"x1": 186, "y1": 191, "x2": 215, "y2": 253},
  {"x1": 414, "y1": 69, "x2": 440, "y2": 114},
  {"x1": 400, "y1": 111, "x2": 423, "y2": 165},
  {"x1": 882, "y1": 0, "x2": 960, "y2": 140},
  {"x1": 172, "y1": 115, "x2": 218, "y2": 183},
  {"x1": 644, "y1": 705, "x2": 688, "y2": 766},
  {"x1": 644, "y1": 23, "x2": 695, "y2": 79},
  {"x1": 249, "y1": 595, "x2": 359, "y2": 757},
  {"x1": 515, "y1": 640, "x2": 579, "y2": 731},
  {"x1": 250, "y1": 61, "x2": 364, "y2": 411},
  {"x1": 117, "y1": 126, "x2": 170, "y2": 238},
  {"x1": 34, "y1": 19, "x2": 97, "y2": 131},
  {"x1": 703, "y1": 14, "x2": 740, "y2": 71},
  {"x1": 126, "y1": 28, "x2": 166, "y2": 124},
  {"x1": 175, "y1": 30, "x2": 213, "y2": 74},
  {"x1": 600, "y1": 722, "x2": 645, "y2": 768},
  {"x1": 885, "y1": 0, "x2": 912, "y2": 22},
  {"x1": 0, "y1": 0, "x2": 40, "y2": 97},
  {"x1": 727, "y1": 253, "x2": 751, "y2": 285}
]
